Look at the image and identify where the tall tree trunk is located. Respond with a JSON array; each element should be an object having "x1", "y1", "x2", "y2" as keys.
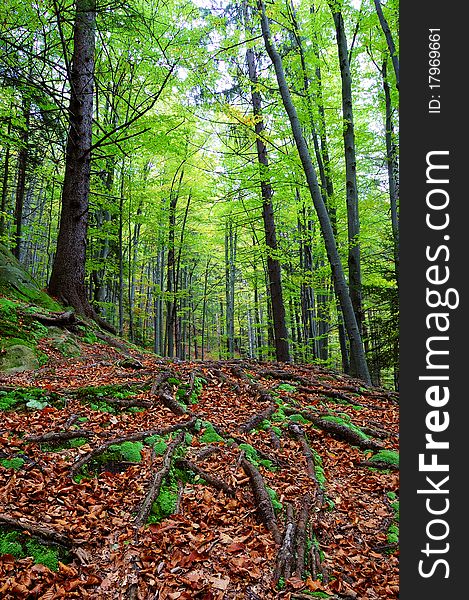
[
  {"x1": 201, "y1": 258, "x2": 211, "y2": 360},
  {"x1": 329, "y1": 3, "x2": 364, "y2": 342},
  {"x1": 13, "y1": 98, "x2": 30, "y2": 260},
  {"x1": 48, "y1": 0, "x2": 101, "y2": 321},
  {"x1": 257, "y1": 0, "x2": 370, "y2": 383},
  {"x1": 246, "y1": 43, "x2": 290, "y2": 363},
  {"x1": 0, "y1": 114, "x2": 12, "y2": 238},
  {"x1": 382, "y1": 58, "x2": 399, "y2": 287},
  {"x1": 291, "y1": 3, "x2": 349, "y2": 371},
  {"x1": 225, "y1": 219, "x2": 236, "y2": 358}
]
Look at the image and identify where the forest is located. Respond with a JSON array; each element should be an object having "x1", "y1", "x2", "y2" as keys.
[
  {"x1": 0, "y1": 1, "x2": 400, "y2": 598},
  {"x1": 0, "y1": 0, "x2": 399, "y2": 389}
]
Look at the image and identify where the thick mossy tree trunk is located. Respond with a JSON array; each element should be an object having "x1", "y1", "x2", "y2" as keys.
[
  {"x1": 257, "y1": 0, "x2": 370, "y2": 383},
  {"x1": 48, "y1": 0, "x2": 98, "y2": 319}
]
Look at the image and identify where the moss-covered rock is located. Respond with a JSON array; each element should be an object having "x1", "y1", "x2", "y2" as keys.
[
  {"x1": 0, "y1": 344, "x2": 39, "y2": 373},
  {"x1": 0, "y1": 243, "x2": 61, "y2": 311},
  {"x1": 47, "y1": 326, "x2": 81, "y2": 357}
]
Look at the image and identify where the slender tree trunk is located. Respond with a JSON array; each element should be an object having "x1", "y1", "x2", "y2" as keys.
[
  {"x1": 329, "y1": 3, "x2": 364, "y2": 342},
  {"x1": 48, "y1": 0, "x2": 100, "y2": 320},
  {"x1": 13, "y1": 99, "x2": 30, "y2": 260},
  {"x1": 225, "y1": 219, "x2": 236, "y2": 357},
  {"x1": 382, "y1": 58, "x2": 399, "y2": 287},
  {"x1": 257, "y1": 0, "x2": 370, "y2": 383},
  {"x1": 118, "y1": 164, "x2": 125, "y2": 335},
  {"x1": 0, "y1": 115, "x2": 12, "y2": 238},
  {"x1": 374, "y1": 0, "x2": 399, "y2": 89},
  {"x1": 246, "y1": 43, "x2": 290, "y2": 363},
  {"x1": 292, "y1": 4, "x2": 350, "y2": 371},
  {"x1": 201, "y1": 258, "x2": 211, "y2": 360}
]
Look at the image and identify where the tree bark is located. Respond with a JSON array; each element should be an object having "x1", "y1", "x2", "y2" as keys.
[{"x1": 48, "y1": 0, "x2": 97, "y2": 318}]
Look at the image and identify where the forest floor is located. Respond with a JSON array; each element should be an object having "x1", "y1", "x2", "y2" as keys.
[{"x1": 0, "y1": 333, "x2": 399, "y2": 600}]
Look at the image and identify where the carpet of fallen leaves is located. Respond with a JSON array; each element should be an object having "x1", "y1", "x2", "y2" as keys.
[{"x1": 0, "y1": 335, "x2": 399, "y2": 600}]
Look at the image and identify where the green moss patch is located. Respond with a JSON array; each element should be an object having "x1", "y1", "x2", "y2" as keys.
[
  {"x1": 149, "y1": 484, "x2": 179, "y2": 523},
  {"x1": 0, "y1": 528, "x2": 69, "y2": 571},
  {"x1": 199, "y1": 422, "x2": 224, "y2": 444},
  {"x1": 320, "y1": 413, "x2": 369, "y2": 441},
  {"x1": 0, "y1": 457, "x2": 25, "y2": 470},
  {"x1": 370, "y1": 450, "x2": 399, "y2": 467},
  {"x1": 0, "y1": 387, "x2": 63, "y2": 411},
  {"x1": 239, "y1": 443, "x2": 276, "y2": 471}
]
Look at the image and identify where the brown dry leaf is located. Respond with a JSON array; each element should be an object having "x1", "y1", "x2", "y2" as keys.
[
  {"x1": 209, "y1": 575, "x2": 230, "y2": 590},
  {"x1": 286, "y1": 576, "x2": 305, "y2": 590}
]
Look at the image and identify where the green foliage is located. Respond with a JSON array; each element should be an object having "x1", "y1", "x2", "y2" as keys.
[
  {"x1": 0, "y1": 530, "x2": 23, "y2": 557},
  {"x1": 271, "y1": 406, "x2": 287, "y2": 422},
  {"x1": 256, "y1": 419, "x2": 271, "y2": 431},
  {"x1": 68, "y1": 437, "x2": 88, "y2": 448},
  {"x1": 149, "y1": 485, "x2": 178, "y2": 523},
  {"x1": 0, "y1": 457, "x2": 25, "y2": 470},
  {"x1": 276, "y1": 576, "x2": 285, "y2": 591},
  {"x1": 239, "y1": 443, "x2": 276, "y2": 471},
  {"x1": 311, "y1": 449, "x2": 326, "y2": 489},
  {"x1": 287, "y1": 413, "x2": 310, "y2": 424},
  {"x1": 0, "y1": 388, "x2": 61, "y2": 411},
  {"x1": 145, "y1": 436, "x2": 168, "y2": 456},
  {"x1": 387, "y1": 523, "x2": 399, "y2": 545},
  {"x1": 77, "y1": 326, "x2": 98, "y2": 344},
  {"x1": 76, "y1": 384, "x2": 135, "y2": 400}
]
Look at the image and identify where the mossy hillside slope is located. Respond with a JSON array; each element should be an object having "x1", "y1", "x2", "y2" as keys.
[{"x1": 0, "y1": 243, "x2": 83, "y2": 373}]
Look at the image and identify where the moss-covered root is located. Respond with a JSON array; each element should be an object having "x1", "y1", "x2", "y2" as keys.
[
  {"x1": 241, "y1": 457, "x2": 281, "y2": 544},
  {"x1": 134, "y1": 431, "x2": 185, "y2": 526}
]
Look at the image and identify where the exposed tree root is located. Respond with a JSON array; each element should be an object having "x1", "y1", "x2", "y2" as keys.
[
  {"x1": 24, "y1": 309, "x2": 77, "y2": 328},
  {"x1": 239, "y1": 403, "x2": 277, "y2": 434},
  {"x1": 360, "y1": 424, "x2": 393, "y2": 439},
  {"x1": 294, "y1": 493, "x2": 312, "y2": 579},
  {"x1": 212, "y1": 423, "x2": 284, "y2": 468},
  {"x1": 241, "y1": 457, "x2": 281, "y2": 545},
  {"x1": 230, "y1": 365, "x2": 274, "y2": 404},
  {"x1": 357, "y1": 460, "x2": 399, "y2": 471},
  {"x1": 283, "y1": 407, "x2": 383, "y2": 450},
  {"x1": 24, "y1": 429, "x2": 94, "y2": 443},
  {"x1": 314, "y1": 417, "x2": 383, "y2": 450},
  {"x1": 0, "y1": 514, "x2": 73, "y2": 549},
  {"x1": 175, "y1": 458, "x2": 235, "y2": 497},
  {"x1": 273, "y1": 502, "x2": 296, "y2": 584},
  {"x1": 134, "y1": 431, "x2": 185, "y2": 526},
  {"x1": 287, "y1": 424, "x2": 317, "y2": 483},
  {"x1": 150, "y1": 371, "x2": 187, "y2": 416}
]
